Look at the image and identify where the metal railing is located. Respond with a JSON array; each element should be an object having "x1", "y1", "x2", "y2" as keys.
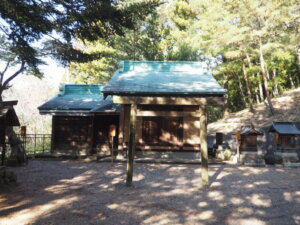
[{"x1": 17, "y1": 134, "x2": 52, "y2": 156}]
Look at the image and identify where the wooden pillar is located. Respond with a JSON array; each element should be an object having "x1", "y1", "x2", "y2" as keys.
[
  {"x1": 90, "y1": 115, "x2": 95, "y2": 154},
  {"x1": 118, "y1": 105, "x2": 125, "y2": 157},
  {"x1": 199, "y1": 102, "x2": 209, "y2": 188},
  {"x1": 50, "y1": 116, "x2": 55, "y2": 153},
  {"x1": 1, "y1": 124, "x2": 6, "y2": 166},
  {"x1": 126, "y1": 103, "x2": 137, "y2": 186}
]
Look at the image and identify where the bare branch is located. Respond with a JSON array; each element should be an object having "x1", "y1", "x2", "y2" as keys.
[
  {"x1": 0, "y1": 60, "x2": 11, "y2": 86},
  {"x1": 2, "y1": 61, "x2": 26, "y2": 89},
  {"x1": 0, "y1": 60, "x2": 12, "y2": 79}
]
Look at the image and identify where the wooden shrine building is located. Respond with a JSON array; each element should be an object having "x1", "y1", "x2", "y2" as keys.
[
  {"x1": 239, "y1": 126, "x2": 263, "y2": 152},
  {"x1": 38, "y1": 85, "x2": 120, "y2": 156},
  {"x1": 269, "y1": 122, "x2": 300, "y2": 162},
  {"x1": 236, "y1": 125, "x2": 265, "y2": 166},
  {"x1": 102, "y1": 61, "x2": 226, "y2": 186}
]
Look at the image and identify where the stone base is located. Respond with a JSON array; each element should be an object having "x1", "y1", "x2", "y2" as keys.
[
  {"x1": 135, "y1": 151, "x2": 201, "y2": 160},
  {"x1": 239, "y1": 152, "x2": 265, "y2": 166},
  {"x1": 274, "y1": 152, "x2": 298, "y2": 164},
  {"x1": 0, "y1": 166, "x2": 17, "y2": 185},
  {"x1": 283, "y1": 162, "x2": 300, "y2": 167}
]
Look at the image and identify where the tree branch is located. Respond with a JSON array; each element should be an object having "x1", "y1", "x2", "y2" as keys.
[
  {"x1": 0, "y1": 60, "x2": 12, "y2": 85},
  {"x1": 2, "y1": 61, "x2": 26, "y2": 89}
]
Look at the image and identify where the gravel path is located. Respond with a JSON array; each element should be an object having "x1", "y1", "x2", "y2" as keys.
[{"x1": 0, "y1": 159, "x2": 300, "y2": 225}]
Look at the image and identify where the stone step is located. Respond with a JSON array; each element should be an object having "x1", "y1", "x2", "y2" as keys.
[
  {"x1": 135, "y1": 151, "x2": 201, "y2": 160},
  {"x1": 283, "y1": 162, "x2": 300, "y2": 167},
  {"x1": 243, "y1": 162, "x2": 266, "y2": 167}
]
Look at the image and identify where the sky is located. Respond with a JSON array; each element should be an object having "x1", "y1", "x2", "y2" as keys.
[
  {"x1": 39, "y1": 58, "x2": 65, "y2": 87},
  {"x1": 4, "y1": 57, "x2": 65, "y2": 88}
]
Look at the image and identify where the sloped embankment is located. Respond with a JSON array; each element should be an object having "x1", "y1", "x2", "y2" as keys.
[{"x1": 208, "y1": 88, "x2": 300, "y2": 135}]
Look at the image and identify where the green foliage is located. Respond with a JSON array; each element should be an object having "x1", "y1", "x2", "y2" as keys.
[
  {"x1": 68, "y1": 40, "x2": 122, "y2": 84},
  {"x1": 0, "y1": 0, "x2": 161, "y2": 97},
  {"x1": 66, "y1": 0, "x2": 300, "y2": 119},
  {"x1": 69, "y1": 4, "x2": 201, "y2": 83},
  {"x1": 223, "y1": 149, "x2": 232, "y2": 160}
]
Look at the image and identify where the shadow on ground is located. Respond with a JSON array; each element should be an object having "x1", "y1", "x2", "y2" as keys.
[{"x1": 0, "y1": 159, "x2": 300, "y2": 225}]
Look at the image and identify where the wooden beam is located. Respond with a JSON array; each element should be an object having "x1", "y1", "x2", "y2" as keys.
[
  {"x1": 126, "y1": 103, "x2": 137, "y2": 186},
  {"x1": 0, "y1": 100, "x2": 18, "y2": 107},
  {"x1": 136, "y1": 110, "x2": 201, "y2": 117},
  {"x1": 199, "y1": 102, "x2": 209, "y2": 188},
  {"x1": 113, "y1": 96, "x2": 224, "y2": 106}
]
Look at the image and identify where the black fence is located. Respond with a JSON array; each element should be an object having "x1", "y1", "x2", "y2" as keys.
[
  {"x1": 2, "y1": 134, "x2": 52, "y2": 156},
  {"x1": 19, "y1": 134, "x2": 51, "y2": 155}
]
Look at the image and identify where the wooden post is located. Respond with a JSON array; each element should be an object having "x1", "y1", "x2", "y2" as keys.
[
  {"x1": 109, "y1": 124, "x2": 117, "y2": 163},
  {"x1": 236, "y1": 130, "x2": 241, "y2": 164},
  {"x1": 199, "y1": 102, "x2": 209, "y2": 188},
  {"x1": 0, "y1": 121, "x2": 6, "y2": 165},
  {"x1": 126, "y1": 103, "x2": 137, "y2": 186},
  {"x1": 117, "y1": 105, "x2": 125, "y2": 158},
  {"x1": 1, "y1": 126, "x2": 6, "y2": 166},
  {"x1": 50, "y1": 116, "x2": 55, "y2": 153},
  {"x1": 90, "y1": 116, "x2": 96, "y2": 154}
]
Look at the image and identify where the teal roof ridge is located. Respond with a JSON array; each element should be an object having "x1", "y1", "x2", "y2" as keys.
[
  {"x1": 120, "y1": 60, "x2": 208, "y2": 73},
  {"x1": 103, "y1": 61, "x2": 226, "y2": 96},
  {"x1": 58, "y1": 84, "x2": 104, "y2": 96},
  {"x1": 38, "y1": 84, "x2": 120, "y2": 114}
]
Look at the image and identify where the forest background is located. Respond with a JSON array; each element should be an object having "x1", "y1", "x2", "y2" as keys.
[{"x1": 4, "y1": 0, "x2": 300, "y2": 134}]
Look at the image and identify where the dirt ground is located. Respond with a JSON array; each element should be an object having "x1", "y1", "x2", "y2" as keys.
[{"x1": 0, "y1": 159, "x2": 300, "y2": 225}]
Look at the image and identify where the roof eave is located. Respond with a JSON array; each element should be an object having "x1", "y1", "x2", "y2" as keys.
[{"x1": 101, "y1": 91, "x2": 226, "y2": 97}]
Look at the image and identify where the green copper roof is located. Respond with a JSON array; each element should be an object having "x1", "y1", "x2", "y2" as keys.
[
  {"x1": 102, "y1": 61, "x2": 226, "y2": 96},
  {"x1": 38, "y1": 84, "x2": 119, "y2": 115}
]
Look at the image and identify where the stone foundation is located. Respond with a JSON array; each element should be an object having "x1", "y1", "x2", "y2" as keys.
[
  {"x1": 135, "y1": 151, "x2": 201, "y2": 160},
  {"x1": 0, "y1": 166, "x2": 17, "y2": 186},
  {"x1": 239, "y1": 152, "x2": 265, "y2": 166},
  {"x1": 274, "y1": 152, "x2": 298, "y2": 163}
]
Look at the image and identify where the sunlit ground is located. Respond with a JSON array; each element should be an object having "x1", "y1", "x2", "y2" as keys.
[{"x1": 1, "y1": 160, "x2": 300, "y2": 225}]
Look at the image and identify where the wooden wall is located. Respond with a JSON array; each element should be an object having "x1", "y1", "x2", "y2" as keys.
[
  {"x1": 93, "y1": 115, "x2": 119, "y2": 154},
  {"x1": 121, "y1": 105, "x2": 201, "y2": 151},
  {"x1": 240, "y1": 135, "x2": 258, "y2": 152},
  {"x1": 52, "y1": 115, "x2": 119, "y2": 156}
]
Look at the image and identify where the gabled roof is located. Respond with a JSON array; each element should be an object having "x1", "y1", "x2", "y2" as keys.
[
  {"x1": 269, "y1": 122, "x2": 300, "y2": 135},
  {"x1": 38, "y1": 84, "x2": 119, "y2": 115},
  {"x1": 102, "y1": 61, "x2": 226, "y2": 97},
  {"x1": 240, "y1": 126, "x2": 263, "y2": 135}
]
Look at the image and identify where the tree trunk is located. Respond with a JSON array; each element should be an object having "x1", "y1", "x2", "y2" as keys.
[
  {"x1": 289, "y1": 73, "x2": 295, "y2": 89},
  {"x1": 246, "y1": 54, "x2": 261, "y2": 104},
  {"x1": 223, "y1": 75, "x2": 230, "y2": 118},
  {"x1": 246, "y1": 53, "x2": 252, "y2": 67},
  {"x1": 237, "y1": 75, "x2": 247, "y2": 107},
  {"x1": 259, "y1": 37, "x2": 275, "y2": 115},
  {"x1": 256, "y1": 93, "x2": 260, "y2": 104},
  {"x1": 297, "y1": 45, "x2": 300, "y2": 70},
  {"x1": 272, "y1": 69, "x2": 279, "y2": 96},
  {"x1": 241, "y1": 58, "x2": 254, "y2": 112},
  {"x1": 257, "y1": 72, "x2": 264, "y2": 101}
]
